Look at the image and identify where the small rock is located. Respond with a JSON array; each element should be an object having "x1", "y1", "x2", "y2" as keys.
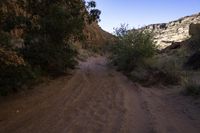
[{"x1": 16, "y1": 110, "x2": 20, "y2": 113}]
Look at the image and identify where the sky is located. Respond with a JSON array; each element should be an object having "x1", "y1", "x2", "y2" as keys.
[{"x1": 94, "y1": 0, "x2": 200, "y2": 33}]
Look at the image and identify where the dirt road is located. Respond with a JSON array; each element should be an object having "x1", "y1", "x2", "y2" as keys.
[{"x1": 0, "y1": 56, "x2": 200, "y2": 133}]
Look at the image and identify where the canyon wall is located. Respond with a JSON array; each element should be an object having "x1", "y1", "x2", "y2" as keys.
[{"x1": 142, "y1": 13, "x2": 200, "y2": 49}]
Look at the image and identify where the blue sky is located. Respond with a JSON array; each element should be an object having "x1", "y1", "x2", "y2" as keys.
[{"x1": 94, "y1": 0, "x2": 200, "y2": 33}]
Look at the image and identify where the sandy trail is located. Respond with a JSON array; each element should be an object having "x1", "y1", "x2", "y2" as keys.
[{"x1": 0, "y1": 56, "x2": 200, "y2": 133}]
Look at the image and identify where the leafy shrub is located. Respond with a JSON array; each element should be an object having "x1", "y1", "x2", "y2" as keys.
[
  {"x1": 21, "y1": 1, "x2": 100, "y2": 75},
  {"x1": 150, "y1": 54, "x2": 183, "y2": 85},
  {"x1": 22, "y1": 36, "x2": 78, "y2": 76},
  {"x1": 181, "y1": 72, "x2": 200, "y2": 97},
  {"x1": 185, "y1": 84, "x2": 200, "y2": 96},
  {"x1": 0, "y1": 48, "x2": 35, "y2": 96},
  {"x1": 110, "y1": 24, "x2": 157, "y2": 72},
  {"x1": 0, "y1": 31, "x2": 12, "y2": 48},
  {"x1": 21, "y1": 3, "x2": 83, "y2": 75},
  {"x1": 0, "y1": 0, "x2": 101, "y2": 95},
  {"x1": 185, "y1": 51, "x2": 200, "y2": 70}
]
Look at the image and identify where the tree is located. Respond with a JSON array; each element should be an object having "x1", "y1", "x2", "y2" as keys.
[
  {"x1": 21, "y1": 0, "x2": 101, "y2": 74},
  {"x1": 0, "y1": 0, "x2": 101, "y2": 93},
  {"x1": 110, "y1": 24, "x2": 156, "y2": 72},
  {"x1": 86, "y1": 1, "x2": 101, "y2": 23}
]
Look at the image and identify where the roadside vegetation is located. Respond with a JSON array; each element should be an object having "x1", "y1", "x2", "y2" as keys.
[
  {"x1": 0, "y1": 0, "x2": 101, "y2": 96},
  {"x1": 109, "y1": 24, "x2": 200, "y2": 97},
  {"x1": 110, "y1": 24, "x2": 156, "y2": 72}
]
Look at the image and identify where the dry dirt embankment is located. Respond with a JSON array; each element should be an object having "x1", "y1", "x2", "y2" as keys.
[{"x1": 0, "y1": 57, "x2": 200, "y2": 133}]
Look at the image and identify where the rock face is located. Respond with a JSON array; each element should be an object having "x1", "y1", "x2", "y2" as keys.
[
  {"x1": 189, "y1": 23, "x2": 200, "y2": 37},
  {"x1": 83, "y1": 22, "x2": 115, "y2": 47},
  {"x1": 185, "y1": 51, "x2": 200, "y2": 70},
  {"x1": 142, "y1": 13, "x2": 200, "y2": 49}
]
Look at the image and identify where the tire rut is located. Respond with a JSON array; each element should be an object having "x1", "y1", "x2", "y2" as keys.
[{"x1": 0, "y1": 56, "x2": 200, "y2": 133}]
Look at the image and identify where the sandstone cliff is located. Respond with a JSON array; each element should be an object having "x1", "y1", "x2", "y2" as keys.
[
  {"x1": 142, "y1": 13, "x2": 200, "y2": 49},
  {"x1": 83, "y1": 22, "x2": 115, "y2": 47}
]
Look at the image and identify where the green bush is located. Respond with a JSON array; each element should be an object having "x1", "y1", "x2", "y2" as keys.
[
  {"x1": 151, "y1": 54, "x2": 183, "y2": 85},
  {"x1": 185, "y1": 85, "x2": 200, "y2": 96},
  {"x1": 182, "y1": 73, "x2": 200, "y2": 97},
  {"x1": 0, "y1": 0, "x2": 101, "y2": 95},
  {"x1": 0, "y1": 48, "x2": 35, "y2": 96},
  {"x1": 0, "y1": 31, "x2": 12, "y2": 48},
  {"x1": 23, "y1": 38, "x2": 78, "y2": 76},
  {"x1": 110, "y1": 24, "x2": 157, "y2": 72},
  {"x1": 21, "y1": 3, "x2": 81, "y2": 75}
]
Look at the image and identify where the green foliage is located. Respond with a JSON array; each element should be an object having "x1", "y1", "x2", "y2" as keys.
[
  {"x1": 110, "y1": 24, "x2": 157, "y2": 72},
  {"x1": 0, "y1": 48, "x2": 35, "y2": 96},
  {"x1": 23, "y1": 41, "x2": 78, "y2": 75},
  {"x1": 0, "y1": 0, "x2": 101, "y2": 95},
  {"x1": 86, "y1": 1, "x2": 101, "y2": 23},
  {"x1": 2, "y1": 15, "x2": 28, "y2": 32},
  {"x1": 181, "y1": 72, "x2": 200, "y2": 97},
  {"x1": 22, "y1": 3, "x2": 80, "y2": 75},
  {"x1": 40, "y1": 3, "x2": 85, "y2": 41},
  {"x1": 21, "y1": 1, "x2": 101, "y2": 75},
  {"x1": 151, "y1": 54, "x2": 183, "y2": 85},
  {"x1": 0, "y1": 31, "x2": 11, "y2": 48},
  {"x1": 185, "y1": 84, "x2": 200, "y2": 97}
]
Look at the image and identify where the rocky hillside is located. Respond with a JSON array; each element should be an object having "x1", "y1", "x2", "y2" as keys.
[
  {"x1": 142, "y1": 13, "x2": 200, "y2": 49},
  {"x1": 83, "y1": 22, "x2": 115, "y2": 47},
  {"x1": 0, "y1": 1, "x2": 113, "y2": 49}
]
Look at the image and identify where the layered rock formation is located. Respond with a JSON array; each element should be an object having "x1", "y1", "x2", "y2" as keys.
[{"x1": 142, "y1": 13, "x2": 200, "y2": 49}]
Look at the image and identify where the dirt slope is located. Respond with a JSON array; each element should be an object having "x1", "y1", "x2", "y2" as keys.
[{"x1": 0, "y1": 57, "x2": 200, "y2": 133}]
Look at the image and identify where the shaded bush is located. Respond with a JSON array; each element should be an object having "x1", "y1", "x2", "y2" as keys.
[
  {"x1": 0, "y1": 31, "x2": 12, "y2": 48},
  {"x1": 22, "y1": 42, "x2": 78, "y2": 76},
  {"x1": 0, "y1": 48, "x2": 35, "y2": 96},
  {"x1": 0, "y1": 0, "x2": 101, "y2": 95},
  {"x1": 21, "y1": 1, "x2": 100, "y2": 75},
  {"x1": 181, "y1": 72, "x2": 200, "y2": 97},
  {"x1": 185, "y1": 84, "x2": 200, "y2": 97},
  {"x1": 129, "y1": 66, "x2": 181, "y2": 86},
  {"x1": 110, "y1": 24, "x2": 157, "y2": 72}
]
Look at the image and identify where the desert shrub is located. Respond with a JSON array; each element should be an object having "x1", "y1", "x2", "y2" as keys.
[
  {"x1": 129, "y1": 67, "x2": 149, "y2": 83},
  {"x1": 21, "y1": 1, "x2": 100, "y2": 75},
  {"x1": 129, "y1": 63, "x2": 181, "y2": 86},
  {"x1": 128, "y1": 50, "x2": 186, "y2": 86},
  {"x1": 182, "y1": 76, "x2": 200, "y2": 97},
  {"x1": 20, "y1": 4, "x2": 81, "y2": 75},
  {"x1": 0, "y1": 0, "x2": 101, "y2": 95},
  {"x1": 184, "y1": 82, "x2": 200, "y2": 97},
  {"x1": 22, "y1": 41, "x2": 78, "y2": 76},
  {"x1": 0, "y1": 48, "x2": 35, "y2": 96},
  {"x1": 110, "y1": 24, "x2": 157, "y2": 72},
  {"x1": 0, "y1": 31, "x2": 12, "y2": 48},
  {"x1": 150, "y1": 54, "x2": 183, "y2": 85},
  {"x1": 185, "y1": 85, "x2": 200, "y2": 96},
  {"x1": 181, "y1": 71, "x2": 200, "y2": 97},
  {"x1": 185, "y1": 50, "x2": 200, "y2": 70}
]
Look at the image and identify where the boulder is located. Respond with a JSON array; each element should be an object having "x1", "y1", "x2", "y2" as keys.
[
  {"x1": 161, "y1": 41, "x2": 182, "y2": 53},
  {"x1": 185, "y1": 51, "x2": 200, "y2": 70},
  {"x1": 189, "y1": 23, "x2": 200, "y2": 37}
]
